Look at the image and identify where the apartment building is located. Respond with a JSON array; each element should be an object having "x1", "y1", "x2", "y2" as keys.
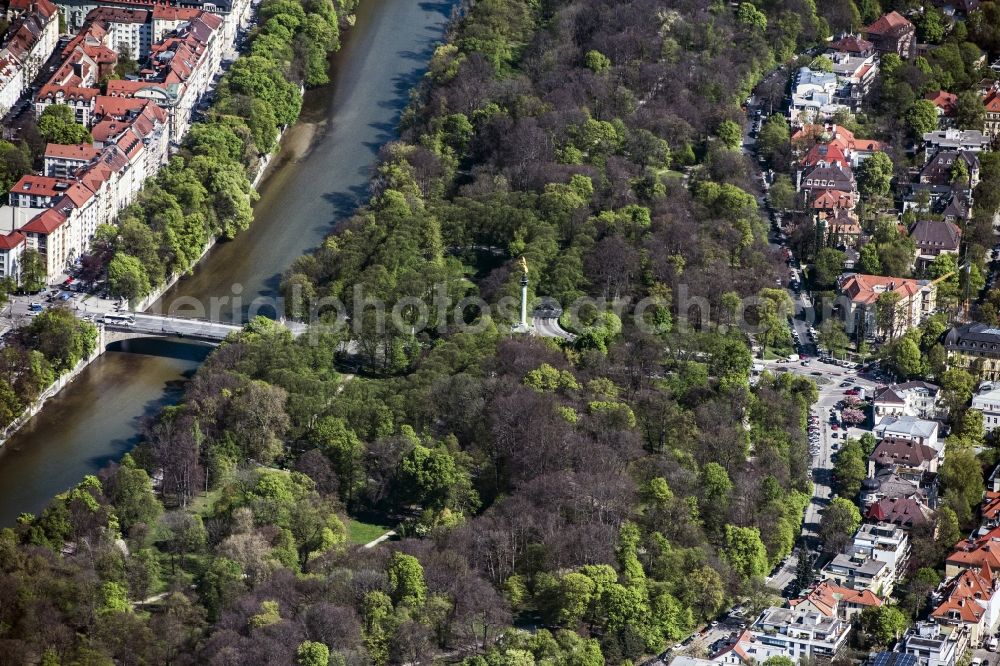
[
  {"x1": 973, "y1": 383, "x2": 1000, "y2": 432},
  {"x1": 0, "y1": 0, "x2": 59, "y2": 115},
  {"x1": 749, "y1": 607, "x2": 852, "y2": 660},
  {"x1": 43, "y1": 142, "x2": 100, "y2": 178},
  {"x1": 84, "y1": 7, "x2": 151, "y2": 58},
  {"x1": 901, "y1": 622, "x2": 967, "y2": 666},
  {"x1": 852, "y1": 522, "x2": 911, "y2": 582},
  {"x1": 944, "y1": 323, "x2": 1000, "y2": 382},
  {"x1": 873, "y1": 381, "x2": 945, "y2": 421},
  {"x1": 931, "y1": 565, "x2": 1000, "y2": 648},
  {"x1": 838, "y1": 274, "x2": 937, "y2": 341}
]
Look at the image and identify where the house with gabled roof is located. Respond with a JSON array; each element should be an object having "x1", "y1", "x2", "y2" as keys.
[
  {"x1": 790, "y1": 580, "x2": 883, "y2": 620},
  {"x1": 837, "y1": 274, "x2": 937, "y2": 340},
  {"x1": 867, "y1": 496, "x2": 935, "y2": 530},
  {"x1": 943, "y1": 323, "x2": 1000, "y2": 382},
  {"x1": 908, "y1": 219, "x2": 962, "y2": 270},
  {"x1": 869, "y1": 437, "x2": 939, "y2": 478},
  {"x1": 865, "y1": 11, "x2": 915, "y2": 58},
  {"x1": 947, "y1": 529, "x2": 1000, "y2": 577},
  {"x1": 873, "y1": 381, "x2": 945, "y2": 421},
  {"x1": 931, "y1": 564, "x2": 1000, "y2": 647}
]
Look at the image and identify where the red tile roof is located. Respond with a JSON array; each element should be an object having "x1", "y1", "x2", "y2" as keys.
[
  {"x1": 829, "y1": 34, "x2": 874, "y2": 54},
  {"x1": 840, "y1": 274, "x2": 929, "y2": 306},
  {"x1": 801, "y1": 142, "x2": 849, "y2": 168},
  {"x1": 789, "y1": 580, "x2": 883, "y2": 617},
  {"x1": 867, "y1": 496, "x2": 934, "y2": 527},
  {"x1": 63, "y1": 182, "x2": 94, "y2": 207},
  {"x1": 0, "y1": 231, "x2": 26, "y2": 251},
  {"x1": 926, "y1": 91, "x2": 959, "y2": 115},
  {"x1": 949, "y1": 528, "x2": 1000, "y2": 572},
  {"x1": 812, "y1": 189, "x2": 855, "y2": 210},
  {"x1": 151, "y1": 6, "x2": 203, "y2": 21},
  {"x1": 11, "y1": 175, "x2": 70, "y2": 197},
  {"x1": 22, "y1": 207, "x2": 67, "y2": 234},
  {"x1": 932, "y1": 565, "x2": 996, "y2": 624},
  {"x1": 866, "y1": 11, "x2": 913, "y2": 35},
  {"x1": 44, "y1": 143, "x2": 100, "y2": 161},
  {"x1": 985, "y1": 91, "x2": 1000, "y2": 113}
]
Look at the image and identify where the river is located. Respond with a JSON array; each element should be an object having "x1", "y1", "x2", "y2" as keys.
[{"x1": 0, "y1": 0, "x2": 455, "y2": 524}]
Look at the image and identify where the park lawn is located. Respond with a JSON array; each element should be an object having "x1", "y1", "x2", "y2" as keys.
[
  {"x1": 347, "y1": 517, "x2": 395, "y2": 545},
  {"x1": 188, "y1": 488, "x2": 223, "y2": 518}
]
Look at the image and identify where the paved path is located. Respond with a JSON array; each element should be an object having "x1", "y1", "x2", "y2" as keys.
[{"x1": 363, "y1": 530, "x2": 396, "y2": 549}]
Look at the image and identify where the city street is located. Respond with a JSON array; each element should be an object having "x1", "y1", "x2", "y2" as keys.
[{"x1": 761, "y1": 357, "x2": 878, "y2": 593}]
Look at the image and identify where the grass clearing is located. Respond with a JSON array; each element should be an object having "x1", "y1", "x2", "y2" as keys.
[{"x1": 347, "y1": 517, "x2": 394, "y2": 545}]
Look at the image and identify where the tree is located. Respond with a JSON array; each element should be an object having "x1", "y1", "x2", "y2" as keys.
[
  {"x1": 387, "y1": 551, "x2": 427, "y2": 608},
  {"x1": 297, "y1": 641, "x2": 330, "y2": 666},
  {"x1": 940, "y1": 367, "x2": 975, "y2": 415},
  {"x1": 916, "y1": 7, "x2": 945, "y2": 43},
  {"x1": 114, "y1": 43, "x2": 139, "y2": 78},
  {"x1": 681, "y1": 565, "x2": 725, "y2": 620},
  {"x1": 584, "y1": 50, "x2": 610, "y2": 73},
  {"x1": 858, "y1": 242, "x2": 881, "y2": 274},
  {"x1": 716, "y1": 120, "x2": 742, "y2": 150},
  {"x1": 884, "y1": 336, "x2": 924, "y2": 378},
  {"x1": 736, "y1": 2, "x2": 767, "y2": 30},
  {"x1": 813, "y1": 248, "x2": 846, "y2": 288},
  {"x1": 107, "y1": 253, "x2": 151, "y2": 303},
  {"x1": 19, "y1": 248, "x2": 46, "y2": 293},
  {"x1": 754, "y1": 289, "x2": 793, "y2": 356},
  {"x1": 906, "y1": 100, "x2": 939, "y2": 138},
  {"x1": 37, "y1": 104, "x2": 92, "y2": 144},
  {"x1": 857, "y1": 152, "x2": 893, "y2": 200},
  {"x1": 21, "y1": 307, "x2": 97, "y2": 373},
  {"x1": 833, "y1": 441, "x2": 867, "y2": 498},
  {"x1": 875, "y1": 291, "x2": 902, "y2": 339},
  {"x1": 757, "y1": 115, "x2": 790, "y2": 166},
  {"x1": 941, "y1": 446, "x2": 984, "y2": 524},
  {"x1": 768, "y1": 174, "x2": 795, "y2": 211},
  {"x1": 104, "y1": 454, "x2": 162, "y2": 535},
  {"x1": 764, "y1": 658, "x2": 796, "y2": 666},
  {"x1": 857, "y1": 0, "x2": 881, "y2": 23},
  {"x1": 818, "y1": 319, "x2": 851, "y2": 358},
  {"x1": 808, "y1": 55, "x2": 834, "y2": 72},
  {"x1": 956, "y1": 90, "x2": 986, "y2": 131},
  {"x1": 723, "y1": 525, "x2": 769, "y2": 580},
  {"x1": 819, "y1": 497, "x2": 861, "y2": 554},
  {"x1": 859, "y1": 605, "x2": 909, "y2": 647},
  {"x1": 0, "y1": 140, "x2": 31, "y2": 192}
]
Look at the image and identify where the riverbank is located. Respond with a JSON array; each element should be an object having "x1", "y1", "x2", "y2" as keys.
[
  {"x1": 0, "y1": 0, "x2": 455, "y2": 524},
  {"x1": 0, "y1": 336, "x2": 104, "y2": 447},
  {"x1": 134, "y1": 120, "x2": 292, "y2": 314}
]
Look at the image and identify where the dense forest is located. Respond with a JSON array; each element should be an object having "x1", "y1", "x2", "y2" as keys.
[{"x1": 0, "y1": 0, "x2": 837, "y2": 663}]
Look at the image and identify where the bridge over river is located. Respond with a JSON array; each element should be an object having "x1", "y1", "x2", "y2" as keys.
[
  {"x1": 101, "y1": 313, "x2": 307, "y2": 344},
  {"x1": 0, "y1": 0, "x2": 458, "y2": 525}
]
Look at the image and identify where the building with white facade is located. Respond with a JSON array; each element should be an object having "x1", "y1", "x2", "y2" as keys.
[
  {"x1": 0, "y1": 0, "x2": 60, "y2": 115},
  {"x1": 973, "y1": 383, "x2": 1000, "y2": 432},
  {"x1": 852, "y1": 522, "x2": 911, "y2": 583},
  {"x1": 901, "y1": 622, "x2": 967, "y2": 666},
  {"x1": 874, "y1": 416, "x2": 940, "y2": 455},
  {"x1": 873, "y1": 381, "x2": 946, "y2": 421},
  {"x1": 931, "y1": 565, "x2": 1000, "y2": 648},
  {"x1": 749, "y1": 606, "x2": 852, "y2": 660},
  {"x1": 84, "y1": 7, "x2": 151, "y2": 58}
]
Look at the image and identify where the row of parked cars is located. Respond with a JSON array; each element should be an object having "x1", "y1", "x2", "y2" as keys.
[{"x1": 808, "y1": 409, "x2": 822, "y2": 455}]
